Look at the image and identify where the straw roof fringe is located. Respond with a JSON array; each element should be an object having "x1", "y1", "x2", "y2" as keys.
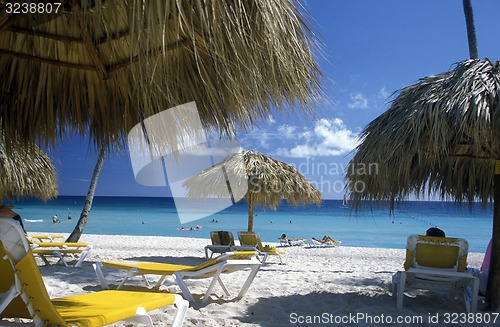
[
  {"x1": 346, "y1": 59, "x2": 500, "y2": 208},
  {"x1": 0, "y1": 133, "x2": 58, "y2": 201},
  {"x1": 0, "y1": 0, "x2": 323, "y2": 147}
]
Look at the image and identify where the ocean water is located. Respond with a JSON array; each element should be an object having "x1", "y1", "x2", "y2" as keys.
[{"x1": 5, "y1": 196, "x2": 493, "y2": 253}]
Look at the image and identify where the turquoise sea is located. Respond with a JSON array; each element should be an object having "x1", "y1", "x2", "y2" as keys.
[{"x1": 4, "y1": 196, "x2": 493, "y2": 253}]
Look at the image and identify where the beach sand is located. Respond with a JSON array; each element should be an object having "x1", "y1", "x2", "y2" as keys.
[{"x1": 26, "y1": 234, "x2": 494, "y2": 326}]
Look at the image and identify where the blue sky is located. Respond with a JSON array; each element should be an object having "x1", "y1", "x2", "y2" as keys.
[{"x1": 50, "y1": 0, "x2": 500, "y2": 199}]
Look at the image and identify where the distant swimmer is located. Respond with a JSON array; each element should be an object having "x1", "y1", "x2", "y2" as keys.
[
  {"x1": 52, "y1": 215, "x2": 60, "y2": 223},
  {"x1": 177, "y1": 225, "x2": 202, "y2": 231},
  {"x1": 67, "y1": 212, "x2": 72, "y2": 220}
]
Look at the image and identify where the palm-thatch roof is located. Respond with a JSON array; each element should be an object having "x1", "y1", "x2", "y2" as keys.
[
  {"x1": 0, "y1": 0, "x2": 323, "y2": 146},
  {"x1": 0, "y1": 134, "x2": 58, "y2": 202},
  {"x1": 184, "y1": 150, "x2": 321, "y2": 231},
  {"x1": 346, "y1": 59, "x2": 500, "y2": 207},
  {"x1": 346, "y1": 57, "x2": 500, "y2": 308}
]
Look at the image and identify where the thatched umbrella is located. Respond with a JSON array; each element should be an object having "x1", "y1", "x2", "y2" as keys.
[
  {"x1": 346, "y1": 58, "x2": 500, "y2": 307},
  {"x1": 0, "y1": 135, "x2": 58, "y2": 202},
  {"x1": 0, "y1": 0, "x2": 322, "y2": 147},
  {"x1": 183, "y1": 150, "x2": 321, "y2": 232}
]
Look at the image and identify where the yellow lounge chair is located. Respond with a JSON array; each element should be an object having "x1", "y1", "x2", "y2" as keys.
[
  {"x1": 391, "y1": 234, "x2": 479, "y2": 313},
  {"x1": 204, "y1": 231, "x2": 235, "y2": 259},
  {"x1": 0, "y1": 218, "x2": 188, "y2": 327},
  {"x1": 94, "y1": 251, "x2": 262, "y2": 304},
  {"x1": 30, "y1": 241, "x2": 92, "y2": 267},
  {"x1": 238, "y1": 231, "x2": 288, "y2": 264},
  {"x1": 27, "y1": 234, "x2": 65, "y2": 242}
]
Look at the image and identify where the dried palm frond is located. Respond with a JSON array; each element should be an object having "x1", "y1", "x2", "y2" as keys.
[
  {"x1": 0, "y1": 134, "x2": 58, "y2": 201},
  {"x1": 346, "y1": 59, "x2": 500, "y2": 208}
]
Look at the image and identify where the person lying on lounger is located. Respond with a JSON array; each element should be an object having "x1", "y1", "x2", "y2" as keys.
[
  {"x1": 312, "y1": 235, "x2": 337, "y2": 243},
  {"x1": 279, "y1": 234, "x2": 306, "y2": 246}
]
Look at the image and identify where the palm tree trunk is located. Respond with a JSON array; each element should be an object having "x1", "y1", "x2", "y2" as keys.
[
  {"x1": 461, "y1": 0, "x2": 499, "y2": 307},
  {"x1": 66, "y1": 146, "x2": 106, "y2": 242},
  {"x1": 247, "y1": 192, "x2": 254, "y2": 232},
  {"x1": 462, "y1": 0, "x2": 478, "y2": 59}
]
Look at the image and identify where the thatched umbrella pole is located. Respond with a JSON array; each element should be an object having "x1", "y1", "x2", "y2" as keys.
[{"x1": 247, "y1": 191, "x2": 255, "y2": 232}]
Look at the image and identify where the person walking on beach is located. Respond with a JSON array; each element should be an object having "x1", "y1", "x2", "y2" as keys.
[{"x1": 0, "y1": 205, "x2": 26, "y2": 232}]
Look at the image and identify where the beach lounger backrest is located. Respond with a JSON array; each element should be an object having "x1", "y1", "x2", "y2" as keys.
[
  {"x1": 404, "y1": 234, "x2": 468, "y2": 272},
  {"x1": 0, "y1": 243, "x2": 32, "y2": 319},
  {"x1": 15, "y1": 249, "x2": 68, "y2": 325},
  {"x1": 0, "y1": 219, "x2": 67, "y2": 325},
  {"x1": 210, "y1": 231, "x2": 235, "y2": 246},
  {"x1": 238, "y1": 232, "x2": 263, "y2": 250}
]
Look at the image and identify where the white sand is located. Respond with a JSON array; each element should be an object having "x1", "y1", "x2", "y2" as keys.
[{"x1": 29, "y1": 233, "x2": 495, "y2": 327}]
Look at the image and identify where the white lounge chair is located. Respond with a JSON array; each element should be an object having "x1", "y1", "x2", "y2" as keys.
[
  {"x1": 278, "y1": 237, "x2": 307, "y2": 247},
  {"x1": 94, "y1": 251, "x2": 262, "y2": 304},
  {"x1": 308, "y1": 238, "x2": 341, "y2": 248}
]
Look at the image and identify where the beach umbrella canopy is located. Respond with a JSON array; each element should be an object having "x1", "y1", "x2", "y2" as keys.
[
  {"x1": 0, "y1": 135, "x2": 58, "y2": 202},
  {"x1": 345, "y1": 58, "x2": 500, "y2": 307},
  {"x1": 0, "y1": 0, "x2": 322, "y2": 147},
  {"x1": 183, "y1": 150, "x2": 321, "y2": 232}
]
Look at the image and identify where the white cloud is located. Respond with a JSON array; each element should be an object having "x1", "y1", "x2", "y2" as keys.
[
  {"x1": 258, "y1": 132, "x2": 270, "y2": 148},
  {"x1": 299, "y1": 130, "x2": 312, "y2": 140},
  {"x1": 276, "y1": 118, "x2": 359, "y2": 158},
  {"x1": 277, "y1": 125, "x2": 297, "y2": 139},
  {"x1": 347, "y1": 93, "x2": 368, "y2": 109},
  {"x1": 378, "y1": 86, "x2": 391, "y2": 100}
]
